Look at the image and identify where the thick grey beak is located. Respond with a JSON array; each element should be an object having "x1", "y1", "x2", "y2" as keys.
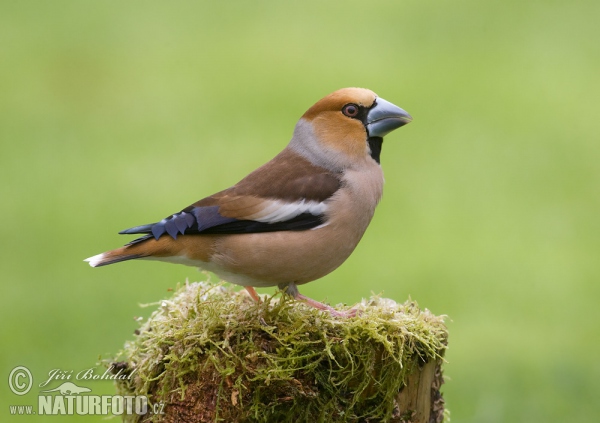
[{"x1": 366, "y1": 97, "x2": 412, "y2": 138}]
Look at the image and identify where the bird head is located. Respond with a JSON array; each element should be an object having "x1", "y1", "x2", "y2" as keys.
[{"x1": 289, "y1": 88, "x2": 412, "y2": 170}]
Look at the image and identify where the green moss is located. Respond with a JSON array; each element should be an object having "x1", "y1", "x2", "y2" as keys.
[{"x1": 112, "y1": 280, "x2": 448, "y2": 422}]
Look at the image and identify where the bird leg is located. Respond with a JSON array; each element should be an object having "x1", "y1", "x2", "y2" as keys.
[
  {"x1": 245, "y1": 286, "x2": 261, "y2": 302},
  {"x1": 278, "y1": 282, "x2": 357, "y2": 318}
]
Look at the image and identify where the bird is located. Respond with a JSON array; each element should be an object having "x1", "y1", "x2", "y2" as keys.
[{"x1": 85, "y1": 87, "x2": 412, "y2": 317}]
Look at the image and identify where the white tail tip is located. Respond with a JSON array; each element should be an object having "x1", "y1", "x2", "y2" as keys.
[{"x1": 84, "y1": 253, "x2": 106, "y2": 267}]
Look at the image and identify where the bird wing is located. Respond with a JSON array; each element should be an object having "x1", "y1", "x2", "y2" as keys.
[{"x1": 119, "y1": 150, "x2": 341, "y2": 242}]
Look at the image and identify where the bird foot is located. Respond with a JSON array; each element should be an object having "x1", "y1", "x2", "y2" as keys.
[
  {"x1": 278, "y1": 283, "x2": 358, "y2": 318},
  {"x1": 244, "y1": 286, "x2": 261, "y2": 302},
  {"x1": 295, "y1": 293, "x2": 359, "y2": 318}
]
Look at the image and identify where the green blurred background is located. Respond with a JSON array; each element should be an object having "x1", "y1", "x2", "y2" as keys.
[{"x1": 1, "y1": 1, "x2": 599, "y2": 421}]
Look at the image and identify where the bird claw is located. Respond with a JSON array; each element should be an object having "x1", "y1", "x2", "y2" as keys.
[
  {"x1": 293, "y1": 291, "x2": 360, "y2": 318},
  {"x1": 329, "y1": 307, "x2": 361, "y2": 318}
]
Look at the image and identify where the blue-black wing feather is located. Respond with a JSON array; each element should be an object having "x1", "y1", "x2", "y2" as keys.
[{"x1": 119, "y1": 205, "x2": 324, "y2": 245}]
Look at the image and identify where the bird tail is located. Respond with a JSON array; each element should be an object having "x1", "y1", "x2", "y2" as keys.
[
  {"x1": 84, "y1": 234, "x2": 190, "y2": 267},
  {"x1": 84, "y1": 246, "x2": 147, "y2": 267}
]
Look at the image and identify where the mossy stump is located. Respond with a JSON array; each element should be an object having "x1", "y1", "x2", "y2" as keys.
[{"x1": 112, "y1": 281, "x2": 448, "y2": 422}]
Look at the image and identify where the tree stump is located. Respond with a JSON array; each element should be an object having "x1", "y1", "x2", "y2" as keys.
[{"x1": 111, "y1": 281, "x2": 448, "y2": 422}]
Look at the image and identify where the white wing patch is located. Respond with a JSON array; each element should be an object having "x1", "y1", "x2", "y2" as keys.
[{"x1": 245, "y1": 199, "x2": 328, "y2": 223}]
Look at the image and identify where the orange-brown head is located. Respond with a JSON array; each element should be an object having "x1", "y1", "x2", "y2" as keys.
[{"x1": 289, "y1": 88, "x2": 412, "y2": 170}]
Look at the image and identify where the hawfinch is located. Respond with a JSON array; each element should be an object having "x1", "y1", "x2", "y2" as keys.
[{"x1": 86, "y1": 88, "x2": 412, "y2": 317}]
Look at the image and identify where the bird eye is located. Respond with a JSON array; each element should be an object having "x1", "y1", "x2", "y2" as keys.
[{"x1": 342, "y1": 103, "x2": 359, "y2": 117}]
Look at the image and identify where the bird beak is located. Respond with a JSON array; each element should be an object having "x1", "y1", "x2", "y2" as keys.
[{"x1": 366, "y1": 98, "x2": 412, "y2": 138}]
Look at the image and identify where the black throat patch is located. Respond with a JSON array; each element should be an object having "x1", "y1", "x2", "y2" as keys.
[{"x1": 367, "y1": 137, "x2": 383, "y2": 164}]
